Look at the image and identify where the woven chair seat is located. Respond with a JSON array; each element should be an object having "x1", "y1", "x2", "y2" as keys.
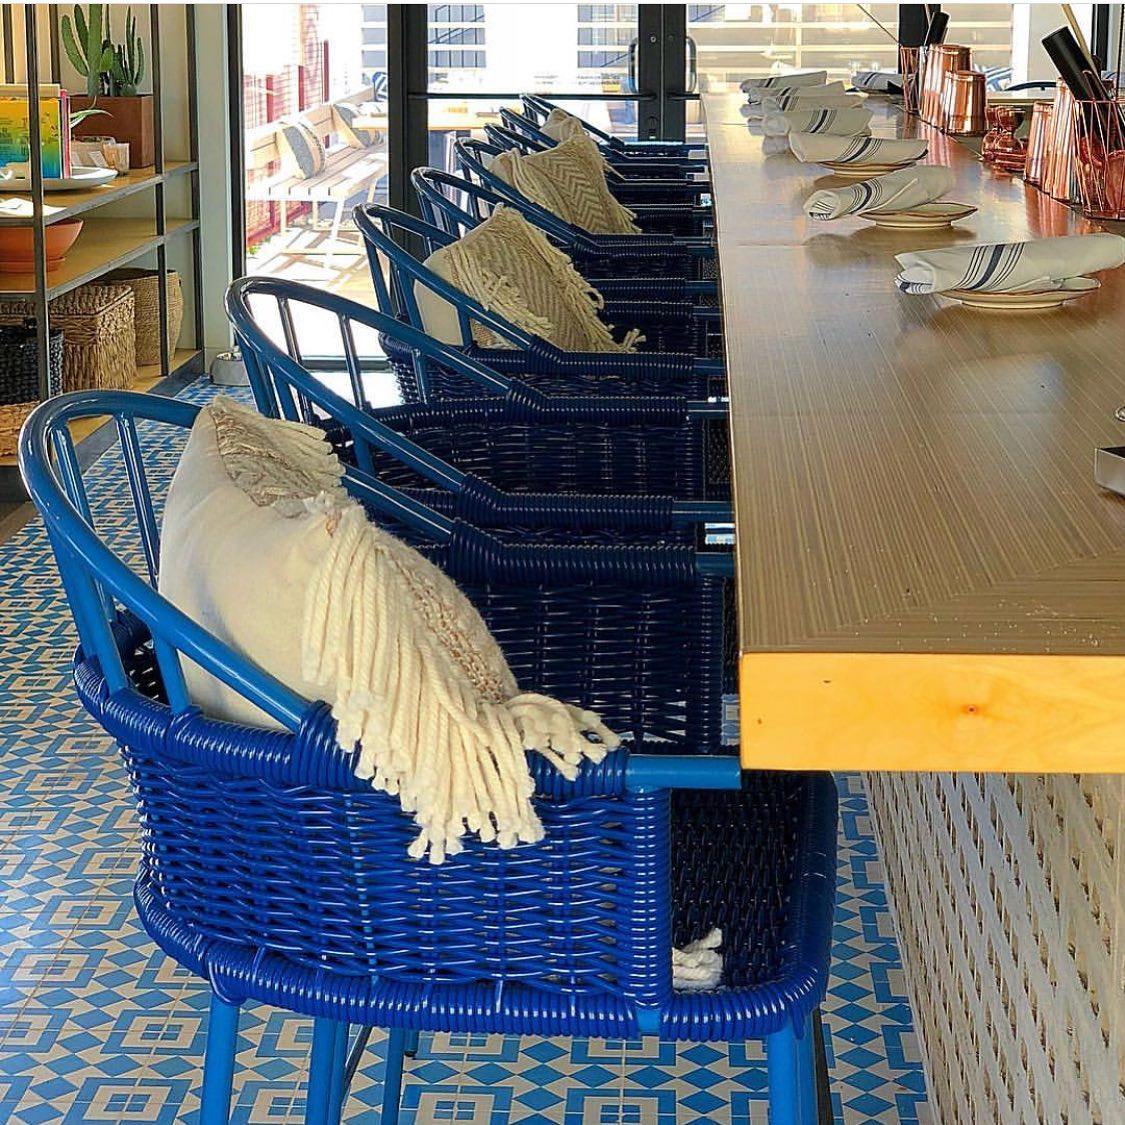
[{"x1": 76, "y1": 632, "x2": 836, "y2": 1042}]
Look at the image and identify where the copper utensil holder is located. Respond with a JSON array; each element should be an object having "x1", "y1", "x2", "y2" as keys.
[
  {"x1": 1043, "y1": 81, "x2": 1081, "y2": 202},
  {"x1": 1074, "y1": 97, "x2": 1125, "y2": 219},
  {"x1": 941, "y1": 70, "x2": 986, "y2": 135},
  {"x1": 1023, "y1": 100, "x2": 1053, "y2": 185},
  {"x1": 920, "y1": 44, "x2": 970, "y2": 127},
  {"x1": 899, "y1": 46, "x2": 921, "y2": 115}
]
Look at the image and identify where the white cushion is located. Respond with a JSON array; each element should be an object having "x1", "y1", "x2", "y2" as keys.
[
  {"x1": 542, "y1": 108, "x2": 586, "y2": 143},
  {"x1": 415, "y1": 206, "x2": 640, "y2": 353},
  {"x1": 159, "y1": 398, "x2": 615, "y2": 861}
]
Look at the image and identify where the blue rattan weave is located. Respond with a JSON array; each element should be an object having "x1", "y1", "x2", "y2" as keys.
[{"x1": 21, "y1": 389, "x2": 836, "y2": 1125}]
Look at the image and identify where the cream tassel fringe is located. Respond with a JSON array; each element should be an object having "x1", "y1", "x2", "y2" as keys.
[
  {"x1": 444, "y1": 206, "x2": 642, "y2": 354},
  {"x1": 672, "y1": 928, "x2": 724, "y2": 991}
]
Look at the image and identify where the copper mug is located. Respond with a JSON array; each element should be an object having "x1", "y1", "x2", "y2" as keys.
[
  {"x1": 920, "y1": 44, "x2": 970, "y2": 127},
  {"x1": 1023, "y1": 100, "x2": 1053, "y2": 185},
  {"x1": 941, "y1": 70, "x2": 986, "y2": 135},
  {"x1": 1043, "y1": 80, "x2": 1080, "y2": 201}
]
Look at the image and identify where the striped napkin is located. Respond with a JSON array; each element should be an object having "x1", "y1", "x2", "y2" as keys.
[
  {"x1": 852, "y1": 71, "x2": 902, "y2": 93},
  {"x1": 894, "y1": 233, "x2": 1125, "y2": 294},
  {"x1": 741, "y1": 69, "x2": 827, "y2": 95},
  {"x1": 805, "y1": 166, "x2": 955, "y2": 220},
  {"x1": 763, "y1": 106, "x2": 873, "y2": 137},
  {"x1": 761, "y1": 86, "x2": 857, "y2": 112},
  {"x1": 789, "y1": 132, "x2": 928, "y2": 166}
]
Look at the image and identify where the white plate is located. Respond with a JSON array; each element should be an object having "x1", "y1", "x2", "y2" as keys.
[
  {"x1": 0, "y1": 166, "x2": 117, "y2": 192},
  {"x1": 945, "y1": 276, "x2": 1100, "y2": 310},
  {"x1": 861, "y1": 201, "x2": 977, "y2": 229},
  {"x1": 820, "y1": 159, "x2": 918, "y2": 178}
]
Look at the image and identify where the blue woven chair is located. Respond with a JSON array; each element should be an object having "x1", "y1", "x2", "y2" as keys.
[
  {"x1": 522, "y1": 94, "x2": 707, "y2": 161},
  {"x1": 227, "y1": 275, "x2": 730, "y2": 534},
  {"x1": 22, "y1": 390, "x2": 837, "y2": 1125},
  {"x1": 413, "y1": 165, "x2": 718, "y2": 285},
  {"x1": 353, "y1": 205, "x2": 723, "y2": 397},
  {"x1": 493, "y1": 110, "x2": 709, "y2": 192},
  {"x1": 455, "y1": 137, "x2": 713, "y2": 241}
]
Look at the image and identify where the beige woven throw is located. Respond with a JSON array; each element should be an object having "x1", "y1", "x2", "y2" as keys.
[
  {"x1": 426, "y1": 206, "x2": 641, "y2": 353},
  {"x1": 205, "y1": 397, "x2": 619, "y2": 864},
  {"x1": 489, "y1": 134, "x2": 641, "y2": 236}
]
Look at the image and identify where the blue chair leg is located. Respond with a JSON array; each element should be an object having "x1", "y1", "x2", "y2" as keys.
[
  {"x1": 381, "y1": 1028, "x2": 407, "y2": 1125},
  {"x1": 306, "y1": 1017, "x2": 347, "y2": 1125},
  {"x1": 327, "y1": 1021, "x2": 349, "y2": 1125},
  {"x1": 199, "y1": 992, "x2": 239, "y2": 1125},
  {"x1": 404, "y1": 1029, "x2": 420, "y2": 1058},
  {"x1": 766, "y1": 1023, "x2": 800, "y2": 1125},
  {"x1": 797, "y1": 1014, "x2": 818, "y2": 1124}
]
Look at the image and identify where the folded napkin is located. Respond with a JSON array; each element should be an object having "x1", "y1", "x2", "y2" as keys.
[
  {"x1": 742, "y1": 69, "x2": 827, "y2": 94},
  {"x1": 761, "y1": 86, "x2": 856, "y2": 112},
  {"x1": 763, "y1": 106, "x2": 873, "y2": 137},
  {"x1": 805, "y1": 165, "x2": 955, "y2": 220},
  {"x1": 789, "y1": 132, "x2": 928, "y2": 165},
  {"x1": 852, "y1": 71, "x2": 903, "y2": 93},
  {"x1": 895, "y1": 233, "x2": 1125, "y2": 294}
]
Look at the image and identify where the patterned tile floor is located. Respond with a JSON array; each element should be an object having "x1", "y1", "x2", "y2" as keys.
[{"x1": 0, "y1": 381, "x2": 930, "y2": 1124}]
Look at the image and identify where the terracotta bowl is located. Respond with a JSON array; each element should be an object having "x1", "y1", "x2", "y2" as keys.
[{"x1": 0, "y1": 218, "x2": 83, "y2": 273}]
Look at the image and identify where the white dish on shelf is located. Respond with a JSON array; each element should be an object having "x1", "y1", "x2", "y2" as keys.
[{"x1": 0, "y1": 166, "x2": 118, "y2": 192}]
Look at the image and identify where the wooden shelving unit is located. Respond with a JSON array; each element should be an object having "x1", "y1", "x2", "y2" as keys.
[{"x1": 0, "y1": 4, "x2": 202, "y2": 499}]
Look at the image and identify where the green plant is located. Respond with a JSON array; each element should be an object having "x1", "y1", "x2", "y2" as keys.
[
  {"x1": 60, "y1": 5, "x2": 145, "y2": 98},
  {"x1": 108, "y1": 8, "x2": 145, "y2": 97},
  {"x1": 69, "y1": 106, "x2": 109, "y2": 131},
  {"x1": 60, "y1": 4, "x2": 113, "y2": 98}
]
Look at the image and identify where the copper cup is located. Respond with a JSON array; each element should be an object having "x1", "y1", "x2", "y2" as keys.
[
  {"x1": 1043, "y1": 80, "x2": 1080, "y2": 201},
  {"x1": 941, "y1": 70, "x2": 986, "y2": 135},
  {"x1": 1024, "y1": 100, "x2": 1053, "y2": 185},
  {"x1": 920, "y1": 44, "x2": 970, "y2": 127},
  {"x1": 899, "y1": 46, "x2": 921, "y2": 115}
]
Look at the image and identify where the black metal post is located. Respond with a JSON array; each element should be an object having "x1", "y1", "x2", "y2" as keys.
[
  {"x1": 660, "y1": 5, "x2": 687, "y2": 142},
  {"x1": 635, "y1": 6, "x2": 661, "y2": 140},
  {"x1": 387, "y1": 4, "x2": 428, "y2": 219},
  {"x1": 3, "y1": 6, "x2": 14, "y2": 84},
  {"x1": 187, "y1": 3, "x2": 202, "y2": 358},
  {"x1": 150, "y1": 4, "x2": 169, "y2": 377},
  {"x1": 25, "y1": 6, "x2": 49, "y2": 400},
  {"x1": 226, "y1": 3, "x2": 245, "y2": 281}
]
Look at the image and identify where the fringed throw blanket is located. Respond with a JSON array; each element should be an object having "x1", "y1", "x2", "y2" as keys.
[
  {"x1": 489, "y1": 134, "x2": 641, "y2": 236},
  {"x1": 427, "y1": 206, "x2": 642, "y2": 353}
]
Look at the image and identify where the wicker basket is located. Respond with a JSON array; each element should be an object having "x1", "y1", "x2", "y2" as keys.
[
  {"x1": 104, "y1": 268, "x2": 184, "y2": 366},
  {"x1": 0, "y1": 321, "x2": 64, "y2": 457},
  {"x1": 0, "y1": 284, "x2": 135, "y2": 393}
]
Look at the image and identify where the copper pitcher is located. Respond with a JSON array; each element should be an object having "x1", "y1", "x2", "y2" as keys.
[
  {"x1": 941, "y1": 70, "x2": 986, "y2": 135},
  {"x1": 920, "y1": 44, "x2": 970, "y2": 126}
]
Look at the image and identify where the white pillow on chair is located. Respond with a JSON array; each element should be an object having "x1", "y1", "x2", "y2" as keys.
[
  {"x1": 414, "y1": 206, "x2": 641, "y2": 354},
  {"x1": 159, "y1": 397, "x2": 615, "y2": 862}
]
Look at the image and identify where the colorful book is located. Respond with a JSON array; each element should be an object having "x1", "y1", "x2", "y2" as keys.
[{"x1": 0, "y1": 86, "x2": 70, "y2": 178}]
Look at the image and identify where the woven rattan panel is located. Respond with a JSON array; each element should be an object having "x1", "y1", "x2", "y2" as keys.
[{"x1": 867, "y1": 773, "x2": 1124, "y2": 1125}]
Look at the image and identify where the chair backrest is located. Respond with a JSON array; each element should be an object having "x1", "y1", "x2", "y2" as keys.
[
  {"x1": 412, "y1": 166, "x2": 503, "y2": 236},
  {"x1": 226, "y1": 273, "x2": 529, "y2": 413},
  {"x1": 353, "y1": 203, "x2": 541, "y2": 354},
  {"x1": 521, "y1": 95, "x2": 616, "y2": 146},
  {"x1": 498, "y1": 107, "x2": 554, "y2": 149},
  {"x1": 485, "y1": 122, "x2": 547, "y2": 156},
  {"x1": 20, "y1": 389, "x2": 695, "y2": 1026}
]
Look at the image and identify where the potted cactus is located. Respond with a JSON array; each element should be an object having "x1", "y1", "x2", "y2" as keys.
[{"x1": 63, "y1": 5, "x2": 154, "y2": 167}]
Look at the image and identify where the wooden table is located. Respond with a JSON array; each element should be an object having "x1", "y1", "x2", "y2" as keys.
[{"x1": 704, "y1": 93, "x2": 1125, "y2": 773}]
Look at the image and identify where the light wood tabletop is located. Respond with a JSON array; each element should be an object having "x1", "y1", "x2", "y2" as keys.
[{"x1": 704, "y1": 92, "x2": 1125, "y2": 772}]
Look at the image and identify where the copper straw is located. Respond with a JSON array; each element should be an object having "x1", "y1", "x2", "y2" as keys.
[
  {"x1": 941, "y1": 70, "x2": 986, "y2": 135},
  {"x1": 1024, "y1": 100, "x2": 1053, "y2": 185}
]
